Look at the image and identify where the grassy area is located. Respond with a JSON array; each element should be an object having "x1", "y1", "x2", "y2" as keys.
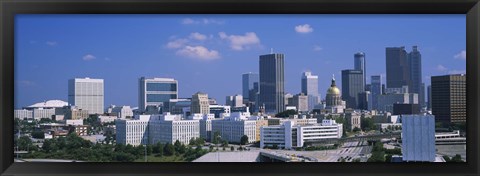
[{"x1": 134, "y1": 154, "x2": 187, "y2": 162}]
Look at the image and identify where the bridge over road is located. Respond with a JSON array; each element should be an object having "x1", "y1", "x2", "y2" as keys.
[{"x1": 304, "y1": 132, "x2": 402, "y2": 146}]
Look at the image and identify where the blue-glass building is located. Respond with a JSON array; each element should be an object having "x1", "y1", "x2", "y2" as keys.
[
  {"x1": 402, "y1": 114, "x2": 436, "y2": 162},
  {"x1": 138, "y1": 77, "x2": 178, "y2": 112}
]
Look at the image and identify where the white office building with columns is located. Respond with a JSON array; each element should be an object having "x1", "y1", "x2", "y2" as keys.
[
  {"x1": 115, "y1": 115, "x2": 150, "y2": 146},
  {"x1": 211, "y1": 112, "x2": 257, "y2": 144},
  {"x1": 148, "y1": 113, "x2": 200, "y2": 145},
  {"x1": 260, "y1": 119, "x2": 343, "y2": 149}
]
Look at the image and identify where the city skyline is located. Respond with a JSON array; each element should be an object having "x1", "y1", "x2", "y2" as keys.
[{"x1": 15, "y1": 15, "x2": 466, "y2": 108}]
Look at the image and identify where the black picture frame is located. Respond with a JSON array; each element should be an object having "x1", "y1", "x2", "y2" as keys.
[{"x1": 1, "y1": 0, "x2": 479, "y2": 175}]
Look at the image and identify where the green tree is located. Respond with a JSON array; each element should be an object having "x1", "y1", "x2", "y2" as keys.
[
  {"x1": 212, "y1": 131, "x2": 221, "y2": 145},
  {"x1": 221, "y1": 140, "x2": 229, "y2": 147},
  {"x1": 361, "y1": 117, "x2": 375, "y2": 131},
  {"x1": 385, "y1": 154, "x2": 393, "y2": 162},
  {"x1": 31, "y1": 131, "x2": 45, "y2": 139},
  {"x1": 450, "y1": 154, "x2": 463, "y2": 162},
  {"x1": 17, "y1": 136, "x2": 34, "y2": 151},
  {"x1": 164, "y1": 143, "x2": 175, "y2": 156},
  {"x1": 39, "y1": 118, "x2": 54, "y2": 124},
  {"x1": 240, "y1": 135, "x2": 249, "y2": 145},
  {"x1": 146, "y1": 145, "x2": 153, "y2": 155},
  {"x1": 352, "y1": 127, "x2": 361, "y2": 132},
  {"x1": 275, "y1": 110, "x2": 297, "y2": 118}
]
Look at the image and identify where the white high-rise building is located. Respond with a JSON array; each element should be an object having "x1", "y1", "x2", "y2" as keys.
[
  {"x1": 302, "y1": 71, "x2": 320, "y2": 111},
  {"x1": 138, "y1": 77, "x2": 178, "y2": 113},
  {"x1": 68, "y1": 78, "x2": 104, "y2": 115}
]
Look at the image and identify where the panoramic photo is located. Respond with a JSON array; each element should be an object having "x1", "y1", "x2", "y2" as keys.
[{"x1": 14, "y1": 14, "x2": 466, "y2": 162}]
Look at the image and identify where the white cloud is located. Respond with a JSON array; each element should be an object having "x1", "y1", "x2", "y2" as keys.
[
  {"x1": 436, "y1": 65, "x2": 448, "y2": 72},
  {"x1": 182, "y1": 18, "x2": 195, "y2": 24},
  {"x1": 46, "y1": 41, "x2": 57, "y2": 46},
  {"x1": 295, "y1": 24, "x2": 314, "y2": 33},
  {"x1": 448, "y1": 70, "x2": 466, "y2": 74},
  {"x1": 189, "y1": 32, "x2": 207, "y2": 41},
  {"x1": 166, "y1": 38, "x2": 189, "y2": 49},
  {"x1": 313, "y1": 45, "x2": 323, "y2": 51},
  {"x1": 182, "y1": 18, "x2": 224, "y2": 25},
  {"x1": 454, "y1": 50, "x2": 466, "y2": 60},
  {"x1": 17, "y1": 80, "x2": 36, "y2": 87},
  {"x1": 176, "y1": 45, "x2": 220, "y2": 60},
  {"x1": 218, "y1": 32, "x2": 261, "y2": 51},
  {"x1": 82, "y1": 54, "x2": 96, "y2": 61}
]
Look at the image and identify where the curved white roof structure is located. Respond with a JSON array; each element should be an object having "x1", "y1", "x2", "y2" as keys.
[{"x1": 27, "y1": 100, "x2": 68, "y2": 108}]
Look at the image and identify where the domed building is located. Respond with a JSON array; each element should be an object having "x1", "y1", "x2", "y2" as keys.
[{"x1": 325, "y1": 75, "x2": 346, "y2": 113}]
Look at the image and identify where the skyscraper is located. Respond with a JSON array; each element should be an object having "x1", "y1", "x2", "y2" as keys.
[
  {"x1": 341, "y1": 69, "x2": 364, "y2": 109},
  {"x1": 301, "y1": 71, "x2": 320, "y2": 111},
  {"x1": 408, "y1": 46, "x2": 423, "y2": 106},
  {"x1": 68, "y1": 77, "x2": 104, "y2": 114},
  {"x1": 370, "y1": 75, "x2": 382, "y2": 110},
  {"x1": 386, "y1": 47, "x2": 410, "y2": 89},
  {"x1": 242, "y1": 73, "x2": 259, "y2": 102},
  {"x1": 427, "y1": 85, "x2": 432, "y2": 110},
  {"x1": 431, "y1": 74, "x2": 466, "y2": 123},
  {"x1": 226, "y1": 94, "x2": 243, "y2": 108},
  {"x1": 138, "y1": 77, "x2": 178, "y2": 113},
  {"x1": 258, "y1": 53, "x2": 285, "y2": 114},
  {"x1": 420, "y1": 83, "x2": 426, "y2": 108},
  {"x1": 191, "y1": 92, "x2": 210, "y2": 115},
  {"x1": 354, "y1": 52, "x2": 366, "y2": 90}
]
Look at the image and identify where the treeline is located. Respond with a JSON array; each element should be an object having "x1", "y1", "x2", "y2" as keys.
[
  {"x1": 20, "y1": 133, "x2": 208, "y2": 162},
  {"x1": 367, "y1": 141, "x2": 402, "y2": 162}
]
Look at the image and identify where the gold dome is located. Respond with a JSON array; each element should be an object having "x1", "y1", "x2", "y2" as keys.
[
  {"x1": 327, "y1": 86, "x2": 341, "y2": 95},
  {"x1": 326, "y1": 74, "x2": 341, "y2": 95}
]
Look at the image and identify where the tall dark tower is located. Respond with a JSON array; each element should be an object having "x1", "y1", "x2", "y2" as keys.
[
  {"x1": 354, "y1": 52, "x2": 366, "y2": 91},
  {"x1": 386, "y1": 46, "x2": 410, "y2": 89},
  {"x1": 258, "y1": 53, "x2": 285, "y2": 114},
  {"x1": 341, "y1": 69, "x2": 364, "y2": 109},
  {"x1": 408, "y1": 46, "x2": 423, "y2": 106}
]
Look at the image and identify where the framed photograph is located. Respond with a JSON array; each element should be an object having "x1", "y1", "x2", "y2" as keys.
[{"x1": 1, "y1": 0, "x2": 479, "y2": 175}]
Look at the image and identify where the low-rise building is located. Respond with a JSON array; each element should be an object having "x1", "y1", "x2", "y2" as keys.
[
  {"x1": 110, "y1": 105, "x2": 134, "y2": 119},
  {"x1": 66, "y1": 119, "x2": 84, "y2": 126},
  {"x1": 97, "y1": 115, "x2": 117, "y2": 123},
  {"x1": 56, "y1": 106, "x2": 89, "y2": 120},
  {"x1": 260, "y1": 119, "x2": 343, "y2": 149},
  {"x1": 14, "y1": 109, "x2": 33, "y2": 119},
  {"x1": 345, "y1": 112, "x2": 361, "y2": 131},
  {"x1": 115, "y1": 115, "x2": 150, "y2": 146},
  {"x1": 32, "y1": 108, "x2": 56, "y2": 120},
  {"x1": 149, "y1": 113, "x2": 200, "y2": 145},
  {"x1": 211, "y1": 112, "x2": 257, "y2": 144}
]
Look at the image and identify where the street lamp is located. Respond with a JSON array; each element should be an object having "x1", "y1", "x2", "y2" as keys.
[
  {"x1": 216, "y1": 135, "x2": 221, "y2": 162},
  {"x1": 143, "y1": 138, "x2": 147, "y2": 162}
]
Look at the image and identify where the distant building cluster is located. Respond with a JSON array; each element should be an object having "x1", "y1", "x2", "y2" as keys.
[{"x1": 15, "y1": 46, "x2": 466, "y2": 162}]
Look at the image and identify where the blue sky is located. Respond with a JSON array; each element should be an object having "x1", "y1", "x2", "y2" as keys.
[{"x1": 15, "y1": 15, "x2": 466, "y2": 109}]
